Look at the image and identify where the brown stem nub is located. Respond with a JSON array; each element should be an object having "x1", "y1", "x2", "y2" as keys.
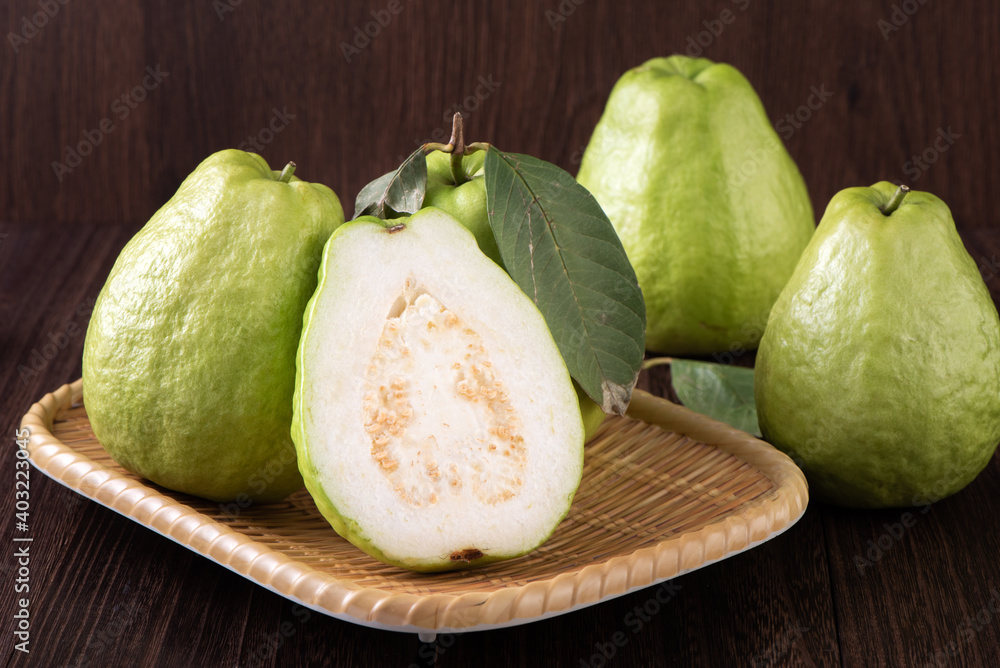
[
  {"x1": 881, "y1": 184, "x2": 910, "y2": 215},
  {"x1": 448, "y1": 113, "x2": 467, "y2": 186},
  {"x1": 278, "y1": 162, "x2": 296, "y2": 183}
]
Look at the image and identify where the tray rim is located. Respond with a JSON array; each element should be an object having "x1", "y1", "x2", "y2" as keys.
[{"x1": 20, "y1": 379, "x2": 809, "y2": 635}]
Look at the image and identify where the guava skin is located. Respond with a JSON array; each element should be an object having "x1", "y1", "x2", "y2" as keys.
[
  {"x1": 577, "y1": 55, "x2": 815, "y2": 354},
  {"x1": 295, "y1": 439, "x2": 508, "y2": 573},
  {"x1": 423, "y1": 149, "x2": 503, "y2": 265},
  {"x1": 83, "y1": 149, "x2": 344, "y2": 503},
  {"x1": 577, "y1": 380, "x2": 607, "y2": 442},
  {"x1": 755, "y1": 182, "x2": 1000, "y2": 508},
  {"x1": 423, "y1": 152, "x2": 607, "y2": 435}
]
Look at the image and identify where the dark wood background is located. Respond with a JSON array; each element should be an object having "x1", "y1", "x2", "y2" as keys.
[
  {"x1": 3, "y1": 1, "x2": 1000, "y2": 666},
  {"x1": 2, "y1": 0, "x2": 997, "y2": 227}
]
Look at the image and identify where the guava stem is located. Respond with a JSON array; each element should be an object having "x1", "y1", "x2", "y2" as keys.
[
  {"x1": 881, "y1": 184, "x2": 910, "y2": 215},
  {"x1": 466, "y1": 142, "x2": 492, "y2": 153},
  {"x1": 640, "y1": 357, "x2": 674, "y2": 370},
  {"x1": 448, "y1": 113, "x2": 467, "y2": 186},
  {"x1": 278, "y1": 162, "x2": 296, "y2": 183}
]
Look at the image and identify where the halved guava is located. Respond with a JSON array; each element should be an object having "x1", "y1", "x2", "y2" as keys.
[{"x1": 292, "y1": 207, "x2": 584, "y2": 571}]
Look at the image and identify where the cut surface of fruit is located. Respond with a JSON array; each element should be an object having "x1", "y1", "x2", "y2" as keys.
[
  {"x1": 293, "y1": 208, "x2": 584, "y2": 571},
  {"x1": 363, "y1": 288, "x2": 529, "y2": 507}
]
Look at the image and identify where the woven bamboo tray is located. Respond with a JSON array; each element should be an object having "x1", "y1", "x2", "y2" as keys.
[{"x1": 21, "y1": 378, "x2": 808, "y2": 637}]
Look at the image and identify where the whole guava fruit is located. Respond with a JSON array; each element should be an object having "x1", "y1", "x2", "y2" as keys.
[
  {"x1": 292, "y1": 207, "x2": 584, "y2": 571},
  {"x1": 423, "y1": 149, "x2": 502, "y2": 265},
  {"x1": 423, "y1": 148, "x2": 606, "y2": 438},
  {"x1": 755, "y1": 182, "x2": 1000, "y2": 508},
  {"x1": 577, "y1": 55, "x2": 815, "y2": 354},
  {"x1": 83, "y1": 149, "x2": 344, "y2": 503}
]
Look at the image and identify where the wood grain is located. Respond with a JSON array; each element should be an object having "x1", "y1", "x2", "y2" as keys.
[
  {"x1": 5, "y1": 222, "x2": 1000, "y2": 666},
  {"x1": 1, "y1": 0, "x2": 997, "y2": 228},
  {"x1": 3, "y1": 0, "x2": 1000, "y2": 665}
]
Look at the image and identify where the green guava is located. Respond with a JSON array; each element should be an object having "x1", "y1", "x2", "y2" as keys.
[
  {"x1": 423, "y1": 149, "x2": 607, "y2": 438},
  {"x1": 577, "y1": 55, "x2": 815, "y2": 354},
  {"x1": 423, "y1": 149, "x2": 501, "y2": 265},
  {"x1": 82, "y1": 150, "x2": 344, "y2": 503},
  {"x1": 755, "y1": 182, "x2": 1000, "y2": 508},
  {"x1": 292, "y1": 207, "x2": 585, "y2": 571}
]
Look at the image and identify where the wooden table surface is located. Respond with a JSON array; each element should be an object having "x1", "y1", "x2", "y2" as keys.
[
  {"x1": 3, "y1": 1, "x2": 999, "y2": 666},
  {"x1": 3, "y1": 223, "x2": 1000, "y2": 667}
]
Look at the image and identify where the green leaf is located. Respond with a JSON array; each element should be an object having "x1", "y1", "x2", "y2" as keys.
[
  {"x1": 484, "y1": 148, "x2": 646, "y2": 415},
  {"x1": 353, "y1": 147, "x2": 427, "y2": 220},
  {"x1": 670, "y1": 359, "x2": 759, "y2": 436}
]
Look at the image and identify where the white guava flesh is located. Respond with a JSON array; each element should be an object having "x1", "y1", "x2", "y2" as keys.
[{"x1": 292, "y1": 207, "x2": 584, "y2": 571}]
